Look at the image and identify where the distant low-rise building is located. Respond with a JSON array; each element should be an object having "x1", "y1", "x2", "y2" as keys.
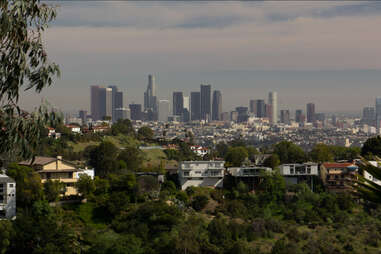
[
  {"x1": 279, "y1": 163, "x2": 319, "y2": 189},
  {"x1": 0, "y1": 174, "x2": 16, "y2": 219},
  {"x1": 178, "y1": 161, "x2": 225, "y2": 190},
  {"x1": 320, "y1": 162, "x2": 358, "y2": 193},
  {"x1": 190, "y1": 145, "x2": 209, "y2": 157}
]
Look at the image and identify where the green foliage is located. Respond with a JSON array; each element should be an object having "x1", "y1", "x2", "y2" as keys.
[
  {"x1": 362, "y1": 136, "x2": 381, "y2": 157},
  {"x1": 273, "y1": 141, "x2": 306, "y2": 164},
  {"x1": 6, "y1": 163, "x2": 44, "y2": 207},
  {"x1": 75, "y1": 174, "x2": 96, "y2": 198},
  {"x1": 11, "y1": 201, "x2": 79, "y2": 254},
  {"x1": 89, "y1": 141, "x2": 119, "y2": 177},
  {"x1": 43, "y1": 180, "x2": 64, "y2": 202},
  {"x1": 191, "y1": 195, "x2": 209, "y2": 211},
  {"x1": 137, "y1": 126, "x2": 154, "y2": 141},
  {"x1": 225, "y1": 146, "x2": 248, "y2": 167},
  {"x1": 216, "y1": 142, "x2": 229, "y2": 158},
  {"x1": 0, "y1": 220, "x2": 14, "y2": 254},
  {"x1": 111, "y1": 119, "x2": 135, "y2": 136},
  {"x1": 0, "y1": 0, "x2": 61, "y2": 160},
  {"x1": 263, "y1": 154, "x2": 280, "y2": 169},
  {"x1": 117, "y1": 146, "x2": 144, "y2": 171},
  {"x1": 310, "y1": 143, "x2": 360, "y2": 163},
  {"x1": 86, "y1": 231, "x2": 144, "y2": 254},
  {"x1": 309, "y1": 143, "x2": 334, "y2": 163}
]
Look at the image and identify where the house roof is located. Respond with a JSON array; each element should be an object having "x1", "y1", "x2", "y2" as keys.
[
  {"x1": 322, "y1": 163, "x2": 356, "y2": 169},
  {"x1": 19, "y1": 156, "x2": 77, "y2": 167}
]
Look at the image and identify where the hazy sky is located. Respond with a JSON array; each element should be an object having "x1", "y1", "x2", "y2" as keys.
[{"x1": 19, "y1": 1, "x2": 381, "y2": 114}]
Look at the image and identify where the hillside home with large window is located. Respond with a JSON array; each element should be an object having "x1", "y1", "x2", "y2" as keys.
[
  {"x1": 178, "y1": 161, "x2": 225, "y2": 190},
  {"x1": 279, "y1": 163, "x2": 319, "y2": 189}
]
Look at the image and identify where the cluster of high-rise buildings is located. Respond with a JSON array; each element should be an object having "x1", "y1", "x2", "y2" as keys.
[
  {"x1": 361, "y1": 97, "x2": 381, "y2": 130},
  {"x1": 90, "y1": 85, "x2": 127, "y2": 123},
  {"x1": 83, "y1": 75, "x2": 379, "y2": 132}
]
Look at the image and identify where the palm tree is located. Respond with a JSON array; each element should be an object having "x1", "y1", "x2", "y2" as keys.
[{"x1": 356, "y1": 158, "x2": 381, "y2": 204}]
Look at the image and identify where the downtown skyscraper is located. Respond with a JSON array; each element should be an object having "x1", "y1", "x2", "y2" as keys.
[
  {"x1": 212, "y1": 90, "x2": 222, "y2": 121},
  {"x1": 144, "y1": 74, "x2": 158, "y2": 121},
  {"x1": 91, "y1": 85, "x2": 124, "y2": 121},
  {"x1": 307, "y1": 103, "x2": 316, "y2": 123},
  {"x1": 173, "y1": 92, "x2": 184, "y2": 116},
  {"x1": 268, "y1": 91, "x2": 278, "y2": 124},
  {"x1": 190, "y1": 92, "x2": 201, "y2": 121},
  {"x1": 200, "y1": 84, "x2": 211, "y2": 121}
]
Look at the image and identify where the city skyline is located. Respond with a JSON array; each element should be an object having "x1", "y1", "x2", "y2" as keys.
[{"x1": 17, "y1": 1, "x2": 381, "y2": 114}]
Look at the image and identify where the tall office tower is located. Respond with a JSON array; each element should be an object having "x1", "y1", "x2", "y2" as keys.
[
  {"x1": 108, "y1": 85, "x2": 118, "y2": 120},
  {"x1": 115, "y1": 91, "x2": 123, "y2": 109},
  {"x1": 236, "y1": 107, "x2": 249, "y2": 123},
  {"x1": 256, "y1": 100, "x2": 266, "y2": 118},
  {"x1": 295, "y1": 109, "x2": 304, "y2": 123},
  {"x1": 212, "y1": 90, "x2": 222, "y2": 121},
  {"x1": 268, "y1": 91, "x2": 278, "y2": 124},
  {"x1": 332, "y1": 115, "x2": 337, "y2": 127},
  {"x1": 266, "y1": 104, "x2": 272, "y2": 121},
  {"x1": 280, "y1": 110, "x2": 290, "y2": 124},
  {"x1": 144, "y1": 74, "x2": 158, "y2": 120},
  {"x1": 200, "y1": 84, "x2": 211, "y2": 121},
  {"x1": 307, "y1": 103, "x2": 316, "y2": 123},
  {"x1": 158, "y1": 100, "x2": 170, "y2": 122},
  {"x1": 90, "y1": 86, "x2": 101, "y2": 121},
  {"x1": 98, "y1": 87, "x2": 112, "y2": 120},
  {"x1": 183, "y1": 96, "x2": 190, "y2": 111},
  {"x1": 363, "y1": 107, "x2": 375, "y2": 126},
  {"x1": 79, "y1": 110, "x2": 87, "y2": 125},
  {"x1": 114, "y1": 108, "x2": 129, "y2": 122},
  {"x1": 230, "y1": 111, "x2": 238, "y2": 122},
  {"x1": 376, "y1": 97, "x2": 381, "y2": 130},
  {"x1": 190, "y1": 92, "x2": 201, "y2": 121},
  {"x1": 249, "y1": 100, "x2": 258, "y2": 115},
  {"x1": 173, "y1": 92, "x2": 184, "y2": 116},
  {"x1": 129, "y1": 104, "x2": 142, "y2": 121}
]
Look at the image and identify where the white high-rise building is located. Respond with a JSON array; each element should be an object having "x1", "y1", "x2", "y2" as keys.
[
  {"x1": 183, "y1": 96, "x2": 190, "y2": 111},
  {"x1": 268, "y1": 91, "x2": 278, "y2": 124},
  {"x1": 158, "y1": 99, "x2": 170, "y2": 122},
  {"x1": 376, "y1": 97, "x2": 381, "y2": 130}
]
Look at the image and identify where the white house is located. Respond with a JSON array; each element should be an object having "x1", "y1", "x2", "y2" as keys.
[
  {"x1": 190, "y1": 146, "x2": 209, "y2": 157},
  {"x1": 279, "y1": 163, "x2": 319, "y2": 188},
  {"x1": 0, "y1": 174, "x2": 16, "y2": 219},
  {"x1": 227, "y1": 166, "x2": 272, "y2": 191},
  {"x1": 178, "y1": 161, "x2": 225, "y2": 190}
]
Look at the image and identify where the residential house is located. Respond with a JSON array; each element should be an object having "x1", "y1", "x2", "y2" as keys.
[
  {"x1": 19, "y1": 156, "x2": 83, "y2": 196},
  {"x1": 178, "y1": 161, "x2": 225, "y2": 190},
  {"x1": 0, "y1": 174, "x2": 16, "y2": 219},
  {"x1": 363, "y1": 161, "x2": 381, "y2": 186},
  {"x1": 279, "y1": 163, "x2": 319, "y2": 189},
  {"x1": 320, "y1": 162, "x2": 358, "y2": 193}
]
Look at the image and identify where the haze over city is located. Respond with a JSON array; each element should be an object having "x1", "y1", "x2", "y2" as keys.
[{"x1": 19, "y1": 1, "x2": 381, "y2": 114}]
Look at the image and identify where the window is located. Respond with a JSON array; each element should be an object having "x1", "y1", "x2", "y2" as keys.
[
  {"x1": 184, "y1": 172, "x2": 189, "y2": 177},
  {"x1": 9, "y1": 184, "x2": 14, "y2": 188},
  {"x1": 307, "y1": 168, "x2": 311, "y2": 174},
  {"x1": 290, "y1": 168, "x2": 294, "y2": 174}
]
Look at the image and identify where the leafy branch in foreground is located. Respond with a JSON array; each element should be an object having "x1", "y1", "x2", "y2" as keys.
[
  {"x1": 0, "y1": 0, "x2": 61, "y2": 160},
  {"x1": 355, "y1": 158, "x2": 381, "y2": 204}
]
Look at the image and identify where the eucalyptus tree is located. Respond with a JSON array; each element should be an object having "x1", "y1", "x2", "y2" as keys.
[{"x1": 1, "y1": 0, "x2": 61, "y2": 161}]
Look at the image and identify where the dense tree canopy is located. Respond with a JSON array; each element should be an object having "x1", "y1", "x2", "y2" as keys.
[
  {"x1": 273, "y1": 141, "x2": 306, "y2": 164},
  {"x1": 89, "y1": 141, "x2": 120, "y2": 177},
  {"x1": 225, "y1": 146, "x2": 248, "y2": 167},
  {"x1": 362, "y1": 136, "x2": 381, "y2": 158}
]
